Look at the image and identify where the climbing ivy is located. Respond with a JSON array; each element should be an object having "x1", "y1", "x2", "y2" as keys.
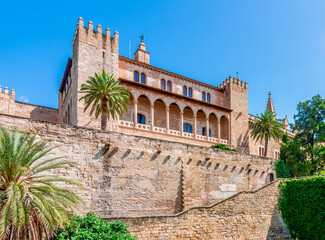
[
  {"x1": 275, "y1": 160, "x2": 292, "y2": 178},
  {"x1": 279, "y1": 176, "x2": 325, "y2": 240}
]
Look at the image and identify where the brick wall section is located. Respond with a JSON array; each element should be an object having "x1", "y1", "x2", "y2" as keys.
[
  {"x1": 0, "y1": 113, "x2": 275, "y2": 218},
  {"x1": 107, "y1": 180, "x2": 291, "y2": 240}
]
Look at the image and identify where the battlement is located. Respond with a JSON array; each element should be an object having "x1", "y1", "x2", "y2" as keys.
[
  {"x1": 73, "y1": 17, "x2": 119, "y2": 53},
  {"x1": 0, "y1": 85, "x2": 15, "y2": 101},
  {"x1": 217, "y1": 75, "x2": 248, "y2": 90}
]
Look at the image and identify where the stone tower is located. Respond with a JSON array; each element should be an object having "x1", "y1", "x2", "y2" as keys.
[
  {"x1": 59, "y1": 17, "x2": 119, "y2": 127},
  {"x1": 219, "y1": 76, "x2": 249, "y2": 153}
]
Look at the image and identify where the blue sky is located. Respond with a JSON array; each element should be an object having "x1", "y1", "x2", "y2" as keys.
[{"x1": 0, "y1": 0, "x2": 324, "y2": 123}]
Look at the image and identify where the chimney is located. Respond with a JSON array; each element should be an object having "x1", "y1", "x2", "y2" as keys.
[{"x1": 134, "y1": 42, "x2": 150, "y2": 65}]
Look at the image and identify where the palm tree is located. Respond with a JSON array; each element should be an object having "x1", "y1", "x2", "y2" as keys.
[
  {"x1": 0, "y1": 127, "x2": 82, "y2": 240},
  {"x1": 79, "y1": 70, "x2": 130, "y2": 131},
  {"x1": 251, "y1": 110, "x2": 284, "y2": 157}
]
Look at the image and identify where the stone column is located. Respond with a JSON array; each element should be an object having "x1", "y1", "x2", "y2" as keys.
[
  {"x1": 218, "y1": 120, "x2": 221, "y2": 140},
  {"x1": 134, "y1": 101, "x2": 138, "y2": 127},
  {"x1": 180, "y1": 111, "x2": 184, "y2": 135},
  {"x1": 206, "y1": 118, "x2": 209, "y2": 138},
  {"x1": 166, "y1": 107, "x2": 170, "y2": 131},
  {"x1": 194, "y1": 114, "x2": 197, "y2": 138},
  {"x1": 151, "y1": 104, "x2": 154, "y2": 130}
]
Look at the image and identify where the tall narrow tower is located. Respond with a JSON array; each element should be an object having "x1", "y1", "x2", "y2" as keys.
[
  {"x1": 58, "y1": 17, "x2": 120, "y2": 128},
  {"x1": 266, "y1": 92, "x2": 275, "y2": 113}
]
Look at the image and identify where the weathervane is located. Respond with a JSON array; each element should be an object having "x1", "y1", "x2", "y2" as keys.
[{"x1": 139, "y1": 33, "x2": 145, "y2": 43}]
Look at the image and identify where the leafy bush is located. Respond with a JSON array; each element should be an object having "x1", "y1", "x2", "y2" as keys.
[
  {"x1": 279, "y1": 176, "x2": 325, "y2": 240},
  {"x1": 52, "y1": 212, "x2": 136, "y2": 240},
  {"x1": 275, "y1": 159, "x2": 292, "y2": 178},
  {"x1": 210, "y1": 144, "x2": 237, "y2": 152}
]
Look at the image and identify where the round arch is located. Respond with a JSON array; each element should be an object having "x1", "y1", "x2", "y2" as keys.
[
  {"x1": 220, "y1": 115, "x2": 229, "y2": 140},
  {"x1": 208, "y1": 112, "x2": 218, "y2": 138},
  {"x1": 136, "y1": 95, "x2": 151, "y2": 125},
  {"x1": 169, "y1": 102, "x2": 181, "y2": 131},
  {"x1": 196, "y1": 109, "x2": 207, "y2": 136},
  {"x1": 153, "y1": 99, "x2": 167, "y2": 128}
]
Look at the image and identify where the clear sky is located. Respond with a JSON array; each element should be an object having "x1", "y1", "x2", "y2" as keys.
[{"x1": 0, "y1": 0, "x2": 324, "y2": 123}]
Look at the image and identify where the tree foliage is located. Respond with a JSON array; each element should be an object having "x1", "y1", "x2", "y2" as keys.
[
  {"x1": 279, "y1": 176, "x2": 325, "y2": 240},
  {"x1": 0, "y1": 126, "x2": 82, "y2": 240},
  {"x1": 250, "y1": 110, "x2": 284, "y2": 157},
  {"x1": 275, "y1": 160, "x2": 292, "y2": 178},
  {"x1": 283, "y1": 95, "x2": 325, "y2": 176},
  {"x1": 53, "y1": 212, "x2": 136, "y2": 240},
  {"x1": 79, "y1": 70, "x2": 130, "y2": 130}
]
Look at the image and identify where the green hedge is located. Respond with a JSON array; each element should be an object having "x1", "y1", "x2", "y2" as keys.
[
  {"x1": 210, "y1": 144, "x2": 237, "y2": 152},
  {"x1": 52, "y1": 212, "x2": 136, "y2": 240},
  {"x1": 279, "y1": 176, "x2": 325, "y2": 240},
  {"x1": 275, "y1": 160, "x2": 292, "y2": 178}
]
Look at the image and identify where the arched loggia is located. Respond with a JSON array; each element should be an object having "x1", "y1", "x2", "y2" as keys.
[{"x1": 220, "y1": 116, "x2": 229, "y2": 141}]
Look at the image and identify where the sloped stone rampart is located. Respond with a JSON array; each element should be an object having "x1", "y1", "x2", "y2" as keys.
[{"x1": 107, "y1": 180, "x2": 291, "y2": 240}]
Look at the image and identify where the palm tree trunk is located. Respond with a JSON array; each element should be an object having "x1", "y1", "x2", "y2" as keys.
[
  {"x1": 264, "y1": 136, "x2": 269, "y2": 157},
  {"x1": 101, "y1": 99, "x2": 108, "y2": 131}
]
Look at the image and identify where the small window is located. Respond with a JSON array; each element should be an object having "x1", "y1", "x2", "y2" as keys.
[
  {"x1": 161, "y1": 79, "x2": 166, "y2": 90},
  {"x1": 167, "y1": 81, "x2": 172, "y2": 92},
  {"x1": 141, "y1": 73, "x2": 146, "y2": 84},
  {"x1": 134, "y1": 71, "x2": 139, "y2": 82},
  {"x1": 207, "y1": 93, "x2": 210, "y2": 103},
  {"x1": 259, "y1": 146, "x2": 265, "y2": 156},
  {"x1": 188, "y1": 88, "x2": 193, "y2": 98},
  {"x1": 183, "y1": 86, "x2": 187, "y2": 96},
  {"x1": 202, "y1": 92, "x2": 206, "y2": 101},
  {"x1": 202, "y1": 127, "x2": 211, "y2": 137},
  {"x1": 274, "y1": 150, "x2": 280, "y2": 160},
  {"x1": 183, "y1": 123, "x2": 192, "y2": 133},
  {"x1": 137, "y1": 113, "x2": 146, "y2": 124},
  {"x1": 270, "y1": 173, "x2": 274, "y2": 182}
]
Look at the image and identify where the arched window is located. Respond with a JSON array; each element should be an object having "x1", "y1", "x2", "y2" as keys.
[
  {"x1": 161, "y1": 79, "x2": 166, "y2": 90},
  {"x1": 137, "y1": 113, "x2": 146, "y2": 124},
  {"x1": 183, "y1": 86, "x2": 187, "y2": 96},
  {"x1": 141, "y1": 73, "x2": 146, "y2": 84},
  {"x1": 134, "y1": 71, "x2": 139, "y2": 82},
  {"x1": 202, "y1": 127, "x2": 211, "y2": 137},
  {"x1": 207, "y1": 93, "x2": 210, "y2": 103},
  {"x1": 167, "y1": 81, "x2": 172, "y2": 92},
  {"x1": 183, "y1": 123, "x2": 192, "y2": 133},
  {"x1": 188, "y1": 88, "x2": 193, "y2": 98},
  {"x1": 202, "y1": 92, "x2": 206, "y2": 101}
]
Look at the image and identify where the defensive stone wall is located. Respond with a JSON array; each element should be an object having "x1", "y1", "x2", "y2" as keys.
[
  {"x1": 107, "y1": 180, "x2": 291, "y2": 240},
  {"x1": 0, "y1": 86, "x2": 58, "y2": 123},
  {"x1": 0, "y1": 113, "x2": 274, "y2": 218}
]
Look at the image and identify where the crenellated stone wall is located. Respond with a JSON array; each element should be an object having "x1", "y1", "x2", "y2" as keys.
[
  {"x1": 0, "y1": 113, "x2": 275, "y2": 218},
  {"x1": 0, "y1": 86, "x2": 58, "y2": 123}
]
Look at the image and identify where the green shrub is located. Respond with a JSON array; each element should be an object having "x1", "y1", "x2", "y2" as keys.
[
  {"x1": 279, "y1": 176, "x2": 325, "y2": 240},
  {"x1": 275, "y1": 159, "x2": 292, "y2": 178},
  {"x1": 210, "y1": 144, "x2": 237, "y2": 152},
  {"x1": 52, "y1": 212, "x2": 136, "y2": 240}
]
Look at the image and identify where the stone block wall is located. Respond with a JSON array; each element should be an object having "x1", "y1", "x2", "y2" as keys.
[
  {"x1": 107, "y1": 180, "x2": 291, "y2": 240},
  {"x1": 0, "y1": 86, "x2": 58, "y2": 123},
  {"x1": 0, "y1": 113, "x2": 274, "y2": 218}
]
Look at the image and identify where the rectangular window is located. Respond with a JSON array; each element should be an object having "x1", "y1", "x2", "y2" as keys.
[
  {"x1": 183, "y1": 123, "x2": 192, "y2": 133},
  {"x1": 259, "y1": 146, "x2": 265, "y2": 156}
]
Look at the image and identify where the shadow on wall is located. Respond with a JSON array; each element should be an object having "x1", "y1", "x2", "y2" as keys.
[
  {"x1": 236, "y1": 132, "x2": 250, "y2": 154},
  {"x1": 30, "y1": 106, "x2": 58, "y2": 123},
  {"x1": 266, "y1": 205, "x2": 291, "y2": 240}
]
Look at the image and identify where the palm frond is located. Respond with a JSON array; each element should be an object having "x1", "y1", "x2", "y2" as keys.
[{"x1": 0, "y1": 127, "x2": 83, "y2": 239}]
